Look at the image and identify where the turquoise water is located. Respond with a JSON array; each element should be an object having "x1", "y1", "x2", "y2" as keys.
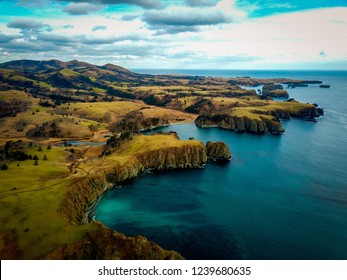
[{"x1": 95, "y1": 70, "x2": 347, "y2": 259}]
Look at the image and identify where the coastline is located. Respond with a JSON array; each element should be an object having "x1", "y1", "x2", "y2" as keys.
[
  {"x1": 0, "y1": 64, "x2": 333, "y2": 259},
  {"x1": 49, "y1": 133, "x2": 208, "y2": 259}
]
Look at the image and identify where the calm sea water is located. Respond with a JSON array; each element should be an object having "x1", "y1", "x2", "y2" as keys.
[{"x1": 95, "y1": 70, "x2": 347, "y2": 259}]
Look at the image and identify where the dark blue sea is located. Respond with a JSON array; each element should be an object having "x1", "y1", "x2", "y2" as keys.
[{"x1": 95, "y1": 70, "x2": 347, "y2": 260}]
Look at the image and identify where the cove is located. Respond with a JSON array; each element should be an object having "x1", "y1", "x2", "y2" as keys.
[{"x1": 95, "y1": 122, "x2": 347, "y2": 260}]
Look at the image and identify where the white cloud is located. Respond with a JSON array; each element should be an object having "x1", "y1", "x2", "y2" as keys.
[
  {"x1": 63, "y1": 3, "x2": 104, "y2": 15},
  {"x1": 186, "y1": 7, "x2": 347, "y2": 68},
  {"x1": 1, "y1": 4, "x2": 347, "y2": 69}
]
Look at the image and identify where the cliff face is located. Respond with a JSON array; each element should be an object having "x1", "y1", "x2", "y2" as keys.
[
  {"x1": 57, "y1": 139, "x2": 207, "y2": 259},
  {"x1": 289, "y1": 106, "x2": 324, "y2": 118},
  {"x1": 45, "y1": 227, "x2": 183, "y2": 260},
  {"x1": 195, "y1": 102, "x2": 324, "y2": 135},
  {"x1": 195, "y1": 114, "x2": 285, "y2": 134},
  {"x1": 206, "y1": 141, "x2": 231, "y2": 160},
  {"x1": 136, "y1": 145, "x2": 207, "y2": 170},
  {"x1": 61, "y1": 141, "x2": 207, "y2": 224}
]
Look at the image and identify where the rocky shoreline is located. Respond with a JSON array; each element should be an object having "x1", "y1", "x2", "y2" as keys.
[
  {"x1": 195, "y1": 102, "x2": 324, "y2": 134},
  {"x1": 48, "y1": 136, "x2": 230, "y2": 259}
]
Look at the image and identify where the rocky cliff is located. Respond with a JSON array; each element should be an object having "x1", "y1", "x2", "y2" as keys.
[
  {"x1": 195, "y1": 114, "x2": 285, "y2": 134},
  {"x1": 45, "y1": 227, "x2": 183, "y2": 260},
  {"x1": 61, "y1": 140, "x2": 207, "y2": 224},
  {"x1": 56, "y1": 136, "x2": 208, "y2": 259},
  {"x1": 262, "y1": 84, "x2": 289, "y2": 98},
  {"x1": 206, "y1": 141, "x2": 231, "y2": 160},
  {"x1": 195, "y1": 102, "x2": 324, "y2": 135},
  {"x1": 109, "y1": 110, "x2": 169, "y2": 133}
]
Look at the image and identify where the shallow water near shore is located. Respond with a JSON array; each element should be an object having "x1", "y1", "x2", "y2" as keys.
[{"x1": 95, "y1": 70, "x2": 347, "y2": 259}]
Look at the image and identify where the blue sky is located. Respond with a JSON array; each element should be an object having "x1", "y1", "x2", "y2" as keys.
[{"x1": 0, "y1": 0, "x2": 347, "y2": 69}]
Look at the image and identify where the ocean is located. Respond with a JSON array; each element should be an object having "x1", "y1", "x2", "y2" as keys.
[{"x1": 95, "y1": 70, "x2": 347, "y2": 259}]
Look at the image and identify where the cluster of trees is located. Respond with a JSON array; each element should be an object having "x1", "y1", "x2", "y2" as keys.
[
  {"x1": 1, "y1": 140, "x2": 50, "y2": 170},
  {"x1": 106, "y1": 87, "x2": 136, "y2": 99},
  {"x1": 103, "y1": 131, "x2": 132, "y2": 156},
  {"x1": 186, "y1": 98, "x2": 212, "y2": 114}
]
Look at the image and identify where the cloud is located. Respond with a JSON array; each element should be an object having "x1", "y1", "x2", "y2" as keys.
[
  {"x1": 0, "y1": 32, "x2": 21, "y2": 44},
  {"x1": 266, "y1": 3, "x2": 296, "y2": 9},
  {"x1": 92, "y1": 25, "x2": 107, "y2": 31},
  {"x1": 63, "y1": 3, "x2": 104, "y2": 15},
  {"x1": 80, "y1": 33, "x2": 144, "y2": 44},
  {"x1": 79, "y1": 43, "x2": 157, "y2": 57},
  {"x1": 184, "y1": 0, "x2": 218, "y2": 7},
  {"x1": 143, "y1": 6, "x2": 231, "y2": 34},
  {"x1": 1, "y1": 40, "x2": 61, "y2": 53},
  {"x1": 121, "y1": 14, "x2": 140, "y2": 21},
  {"x1": 53, "y1": 0, "x2": 163, "y2": 9},
  {"x1": 36, "y1": 34, "x2": 78, "y2": 45},
  {"x1": 144, "y1": 8, "x2": 229, "y2": 26},
  {"x1": 17, "y1": 0, "x2": 46, "y2": 8},
  {"x1": 2, "y1": 5, "x2": 346, "y2": 70},
  {"x1": 101, "y1": 0, "x2": 163, "y2": 9},
  {"x1": 79, "y1": 36, "x2": 117, "y2": 45},
  {"x1": 7, "y1": 18, "x2": 46, "y2": 30},
  {"x1": 6, "y1": 19, "x2": 52, "y2": 37},
  {"x1": 149, "y1": 25, "x2": 199, "y2": 35}
]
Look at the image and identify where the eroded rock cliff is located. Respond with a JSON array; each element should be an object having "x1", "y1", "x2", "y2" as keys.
[
  {"x1": 195, "y1": 101, "x2": 324, "y2": 135},
  {"x1": 45, "y1": 227, "x2": 183, "y2": 260},
  {"x1": 195, "y1": 114, "x2": 285, "y2": 134},
  {"x1": 206, "y1": 141, "x2": 231, "y2": 160},
  {"x1": 61, "y1": 139, "x2": 207, "y2": 224},
  {"x1": 56, "y1": 135, "x2": 209, "y2": 259}
]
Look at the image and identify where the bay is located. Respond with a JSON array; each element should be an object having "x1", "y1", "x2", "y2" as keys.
[{"x1": 95, "y1": 70, "x2": 347, "y2": 259}]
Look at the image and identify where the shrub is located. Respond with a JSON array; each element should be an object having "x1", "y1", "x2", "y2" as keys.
[{"x1": 1, "y1": 164, "x2": 8, "y2": 170}]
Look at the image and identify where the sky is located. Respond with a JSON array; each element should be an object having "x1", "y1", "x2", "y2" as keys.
[{"x1": 0, "y1": 0, "x2": 347, "y2": 69}]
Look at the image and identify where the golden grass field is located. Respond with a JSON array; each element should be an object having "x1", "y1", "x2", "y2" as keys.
[{"x1": 0, "y1": 131, "x2": 202, "y2": 259}]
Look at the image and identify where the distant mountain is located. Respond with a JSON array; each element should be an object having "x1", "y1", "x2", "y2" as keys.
[
  {"x1": 0, "y1": 59, "x2": 150, "y2": 89},
  {"x1": 0, "y1": 59, "x2": 67, "y2": 73}
]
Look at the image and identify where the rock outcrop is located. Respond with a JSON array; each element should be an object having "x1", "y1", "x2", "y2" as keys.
[
  {"x1": 195, "y1": 114, "x2": 285, "y2": 134},
  {"x1": 206, "y1": 141, "x2": 231, "y2": 161},
  {"x1": 109, "y1": 111, "x2": 169, "y2": 133},
  {"x1": 195, "y1": 101, "x2": 324, "y2": 135},
  {"x1": 45, "y1": 227, "x2": 183, "y2": 260},
  {"x1": 262, "y1": 84, "x2": 289, "y2": 98}
]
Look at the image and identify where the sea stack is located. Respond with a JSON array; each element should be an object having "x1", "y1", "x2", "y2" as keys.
[{"x1": 205, "y1": 141, "x2": 232, "y2": 161}]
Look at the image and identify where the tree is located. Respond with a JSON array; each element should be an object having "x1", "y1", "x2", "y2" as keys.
[
  {"x1": 43, "y1": 155, "x2": 48, "y2": 160},
  {"x1": 1, "y1": 164, "x2": 8, "y2": 170},
  {"x1": 33, "y1": 155, "x2": 39, "y2": 161},
  {"x1": 47, "y1": 144, "x2": 51, "y2": 150},
  {"x1": 34, "y1": 159, "x2": 38, "y2": 165},
  {"x1": 38, "y1": 146, "x2": 42, "y2": 152}
]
